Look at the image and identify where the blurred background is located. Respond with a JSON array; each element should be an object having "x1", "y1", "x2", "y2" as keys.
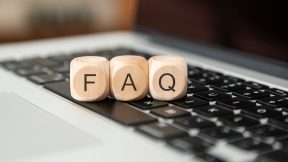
[
  {"x1": 0, "y1": 0, "x2": 136, "y2": 43},
  {"x1": 0, "y1": 0, "x2": 286, "y2": 62}
]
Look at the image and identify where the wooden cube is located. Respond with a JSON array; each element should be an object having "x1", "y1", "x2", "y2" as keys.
[
  {"x1": 148, "y1": 56, "x2": 187, "y2": 101},
  {"x1": 110, "y1": 55, "x2": 148, "y2": 101},
  {"x1": 70, "y1": 56, "x2": 109, "y2": 101}
]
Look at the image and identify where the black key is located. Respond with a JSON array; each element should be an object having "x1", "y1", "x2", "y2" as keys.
[
  {"x1": 247, "y1": 125, "x2": 288, "y2": 139},
  {"x1": 0, "y1": 60, "x2": 18, "y2": 70},
  {"x1": 188, "y1": 67, "x2": 203, "y2": 77},
  {"x1": 234, "y1": 89, "x2": 270, "y2": 99},
  {"x1": 219, "y1": 114, "x2": 259, "y2": 128},
  {"x1": 241, "y1": 105, "x2": 282, "y2": 119},
  {"x1": 258, "y1": 96, "x2": 284, "y2": 107},
  {"x1": 266, "y1": 88, "x2": 288, "y2": 97},
  {"x1": 137, "y1": 122, "x2": 187, "y2": 139},
  {"x1": 223, "y1": 75, "x2": 244, "y2": 83},
  {"x1": 48, "y1": 54, "x2": 72, "y2": 62},
  {"x1": 151, "y1": 106, "x2": 190, "y2": 119},
  {"x1": 32, "y1": 58, "x2": 60, "y2": 67},
  {"x1": 168, "y1": 136, "x2": 211, "y2": 153},
  {"x1": 217, "y1": 98, "x2": 255, "y2": 110},
  {"x1": 171, "y1": 96, "x2": 209, "y2": 109},
  {"x1": 256, "y1": 150, "x2": 288, "y2": 162},
  {"x1": 197, "y1": 76, "x2": 225, "y2": 85},
  {"x1": 230, "y1": 138, "x2": 272, "y2": 153},
  {"x1": 129, "y1": 97, "x2": 168, "y2": 110},
  {"x1": 197, "y1": 153, "x2": 227, "y2": 162},
  {"x1": 44, "y1": 81, "x2": 156, "y2": 125},
  {"x1": 187, "y1": 83, "x2": 209, "y2": 93},
  {"x1": 195, "y1": 90, "x2": 231, "y2": 101},
  {"x1": 262, "y1": 97, "x2": 288, "y2": 110},
  {"x1": 199, "y1": 126, "x2": 243, "y2": 142},
  {"x1": 278, "y1": 138, "x2": 288, "y2": 151},
  {"x1": 193, "y1": 105, "x2": 233, "y2": 118},
  {"x1": 63, "y1": 72, "x2": 70, "y2": 78},
  {"x1": 174, "y1": 116, "x2": 216, "y2": 130},
  {"x1": 268, "y1": 115, "x2": 288, "y2": 130},
  {"x1": 29, "y1": 74, "x2": 65, "y2": 84},
  {"x1": 15, "y1": 66, "x2": 48, "y2": 76},
  {"x1": 0, "y1": 60, "x2": 32, "y2": 70},
  {"x1": 277, "y1": 98, "x2": 288, "y2": 108},
  {"x1": 192, "y1": 75, "x2": 224, "y2": 85},
  {"x1": 214, "y1": 82, "x2": 246, "y2": 92},
  {"x1": 243, "y1": 81, "x2": 269, "y2": 89},
  {"x1": 50, "y1": 62, "x2": 70, "y2": 73},
  {"x1": 202, "y1": 70, "x2": 223, "y2": 76}
]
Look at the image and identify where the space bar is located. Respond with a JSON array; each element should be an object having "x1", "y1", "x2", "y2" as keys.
[{"x1": 44, "y1": 81, "x2": 156, "y2": 125}]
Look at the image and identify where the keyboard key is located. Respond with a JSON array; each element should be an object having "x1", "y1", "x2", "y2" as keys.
[
  {"x1": 137, "y1": 122, "x2": 187, "y2": 139},
  {"x1": 174, "y1": 116, "x2": 216, "y2": 130},
  {"x1": 0, "y1": 60, "x2": 33, "y2": 70},
  {"x1": 188, "y1": 66, "x2": 203, "y2": 77},
  {"x1": 230, "y1": 138, "x2": 272, "y2": 153},
  {"x1": 194, "y1": 75, "x2": 225, "y2": 85},
  {"x1": 241, "y1": 105, "x2": 282, "y2": 119},
  {"x1": 32, "y1": 58, "x2": 60, "y2": 67},
  {"x1": 277, "y1": 99, "x2": 288, "y2": 108},
  {"x1": 243, "y1": 81, "x2": 269, "y2": 89},
  {"x1": 44, "y1": 81, "x2": 156, "y2": 125},
  {"x1": 50, "y1": 62, "x2": 70, "y2": 73},
  {"x1": 223, "y1": 75, "x2": 244, "y2": 83},
  {"x1": 258, "y1": 96, "x2": 284, "y2": 107},
  {"x1": 278, "y1": 138, "x2": 288, "y2": 151},
  {"x1": 168, "y1": 136, "x2": 211, "y2": 153},
  {"x1": 171, "y1": 96, "x2": 209, "y2": 109},
  {"x1": 258, "y1": 97, "x2": 288, "y2": 109},
  {"x1": 129, "y1": 97, "x2": 168, "y2": 110},
  {"x1": 151, "y1": 106, "x2": 190, "y2": 119},
  {"x1": 48, "y1": 54, "x2": 73, "y2": 62},
  {"x1": 187, "y1": 83, "x2": 209, "y2": 93},
  {"x1": 268, "y1": 115, "x2": 288, "y2": 130},
  {"x1": 28, "y1": 74, "x2": 65, "y2": 84},
  {"x1": 217, "y1": 98, "x2": 255, "y2": 110},
  {"x1": 15, "y1": 66, "x2": 48, "y2": 76},
  {"x1": 0, "y1": 60, "x2": 18, "y2": 70},
  {"x1": 196, "y1": 153, "x2": 227, "y2": 162},
  {"x1": 195, "y1": 90, "x2": 231, "y2": 101},
  {"x1": 266, "y1": 88, "x2": 288, "y2": 97},
  {"x1": 234, "y1": 89, "x2": 270, "y2": 99},
  {"x1": 247, "y1": 125, "x2": 288, "y2": 139},
  {"x1": 199, "y1": 126, "x2": 243, "y2": 142},
  {"x1": 219, "y1": 114, "x2": 259, "y2": 128},
  {"x1": 256, "y1": 150, "x2": 288, "y2": 162},
  {"x1": 203, "y1": 70, "x2": 223, "y2": 76},
  {"x1": 193, "y1": 105, "x2": 233, "y2": 118},
  {"x1": 214, "y1": 82, "x2": 246, "y2": 92}
]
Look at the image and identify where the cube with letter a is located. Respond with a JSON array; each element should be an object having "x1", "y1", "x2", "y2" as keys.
[
  {"x1": 110, "y1": 55, "x2": 149, "y2": 101},
  {"x1": 70, "y1": 56, "x2": 109, "y2": 101},
  {"x1": 148, "y1": 55, "x2": 187, "y2": 101}
]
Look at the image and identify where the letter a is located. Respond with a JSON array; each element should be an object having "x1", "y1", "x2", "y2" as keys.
[{"x1": 121, "y1": 73, "x2": 137, "y2": 91}]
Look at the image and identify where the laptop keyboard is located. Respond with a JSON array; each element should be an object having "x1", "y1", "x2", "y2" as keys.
[{"x1": 1, "y1": 48, "x2": 288, "y2": 162}]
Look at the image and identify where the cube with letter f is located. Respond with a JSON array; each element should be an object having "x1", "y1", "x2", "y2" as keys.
[{"x1": 70, "y1": 56, "x2": 109, "y2": 101}]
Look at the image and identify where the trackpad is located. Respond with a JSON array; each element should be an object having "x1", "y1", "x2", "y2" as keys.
[{"x1": 0, "y1": 93, "x2": 98, "y2": 161}]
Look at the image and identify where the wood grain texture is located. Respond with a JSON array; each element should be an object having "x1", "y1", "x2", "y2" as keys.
[
  {"x1": 148, "y1": 55, "x2": 187, "y2": 101},
  {"x1": 70, "y1": 56, "x2": 109, "y2": 101},
  {"x1": 110, "y1": 55, "x2": 148, "y2": 101}
]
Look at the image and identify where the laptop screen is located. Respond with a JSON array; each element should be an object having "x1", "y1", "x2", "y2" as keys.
[{"x1": 136, "y1": 0, "x2": 288, "y2": 63}]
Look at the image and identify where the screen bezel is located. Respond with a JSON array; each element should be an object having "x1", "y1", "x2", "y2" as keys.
[{"x1": 134, "y1": 2, "x2": 288, "y2": 80}]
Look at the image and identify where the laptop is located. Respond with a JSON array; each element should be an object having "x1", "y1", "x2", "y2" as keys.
[{"x1": 0, "y1": 0, "x2": 287, "y2": 162}]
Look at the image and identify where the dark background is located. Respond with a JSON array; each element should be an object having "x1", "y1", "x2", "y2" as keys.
[{"x1": 137, "y1": 0, "x2": 288, "y2": 62}]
